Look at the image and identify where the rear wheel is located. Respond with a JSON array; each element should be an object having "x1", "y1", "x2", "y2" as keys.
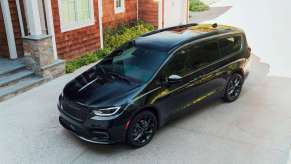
[
  {"x1": 126, "y1": 111, "x2": 157, "y2": 148},
  {"x1": 223, "y1": 73, "x2": 244, "y2": 102}
]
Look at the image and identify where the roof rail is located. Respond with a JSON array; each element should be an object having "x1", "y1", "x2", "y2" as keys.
[{"x1": 141, "y1": 23, "x2": 199, "y2": 37}]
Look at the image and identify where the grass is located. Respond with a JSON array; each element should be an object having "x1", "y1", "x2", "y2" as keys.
[{"x1": 189, "y1": 0, "x2": 209, "y2": 12}]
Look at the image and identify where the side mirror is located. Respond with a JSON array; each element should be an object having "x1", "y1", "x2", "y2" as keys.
[{"x1": 167, "y1": 75, "x2": 183, "y2": 85}]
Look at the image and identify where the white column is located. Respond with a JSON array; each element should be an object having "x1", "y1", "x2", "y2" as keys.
[
  {"x1": 15, "y1": 0, "x2": 25, "y2": 37},
  {"x1": 98, "y1": 0, "x2": 104, "y2": 49},
  {"x1": 157, "y1": 0, "x2": 163, "y2": 29},
  {"x1": 44, "y1": 0, "x2": 58, "y2": 59},
  {"x1": 24, "y1": 0, "x2": 42, "y2": 35},
  {"x1": 0, "y1": 0, "x2": 18, "y2": 59}
]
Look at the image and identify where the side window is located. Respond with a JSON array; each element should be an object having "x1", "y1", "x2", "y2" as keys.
[
  {"x1": 164, "y1": 48, "x2": 192, "y2": 77},
  {"x1": 219, "y1": 36, "x2": 242, "y2": 56},
  {"x1": 59, "y1": 0, "x2": 94, "y2": 32},
  {"x1": 114, "y1": 0, "x2": 125, "y2": 13},
  {"x1": 188, "y1": 41, "x2": 220, "y2": 69}
]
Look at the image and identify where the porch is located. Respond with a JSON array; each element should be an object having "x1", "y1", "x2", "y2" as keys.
[
  {"x1": 0, "y1": 57, "x2": 45, "y2": 101},
  {"x1": 0, "y1": 0, "x2": 57, "y2": 59},
  {"x1": 0, "y1": 0, "x2": 64, "y2": 101}
]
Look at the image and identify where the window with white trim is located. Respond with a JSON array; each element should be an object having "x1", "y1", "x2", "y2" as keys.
[
  {"x1": 114, "y1": 0, "x2": 125, "y2": 13},
  {"x1": 59, "y1": 0, "x2": 94, "y2": 32}
]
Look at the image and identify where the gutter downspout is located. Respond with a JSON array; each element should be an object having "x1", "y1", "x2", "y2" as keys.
[
  {"x1": 44, "y1": 0, "x2": 58, "y2": 59},
  {"x1": 186, "y1": 0, "x2": 190, "y2": 24},
  {"x1": 157, "y1": 0, "x2": 163, "y2": 29},
  {"x1": 137, "y1": 0, "x2": 139, "y2": 20},
  {"x1": 98, "y1": 0, "x2": 104, "y2": 49}
]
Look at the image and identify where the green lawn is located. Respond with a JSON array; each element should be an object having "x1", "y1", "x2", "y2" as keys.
[{"x1": 189, "y1": 0, "x2": 209, "y2": 12}]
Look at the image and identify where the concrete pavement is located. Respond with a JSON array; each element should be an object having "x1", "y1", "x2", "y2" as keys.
[
  {"x1": 207, "y1": 0, "x2": 291, "y2": 77},
  {"x1": 0, "y1": 55, "x2": 290, "y2": 164},
  {"x1": 190, "y1": 6, "x2": 232, "y2": 23}
]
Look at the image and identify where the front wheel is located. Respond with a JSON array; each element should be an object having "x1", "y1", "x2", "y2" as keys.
[
  {"x1": 223, "y1": 73, "x2": 244, "y2": 102},
  {"x1": 126, "y1": 111, "x2": 157, "y2": 148}
]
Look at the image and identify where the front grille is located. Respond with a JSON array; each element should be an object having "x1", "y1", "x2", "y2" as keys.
[{"x1": 62, "y1": 100, "x2": 91, "y2": 122}]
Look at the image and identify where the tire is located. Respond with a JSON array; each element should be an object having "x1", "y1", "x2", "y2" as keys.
[
  {"x1": 223, "y1": 73, "x2": 244, "y2": 102},
  {"x1": 126, "y1": 111, "x2": 158, "y2": 148}
]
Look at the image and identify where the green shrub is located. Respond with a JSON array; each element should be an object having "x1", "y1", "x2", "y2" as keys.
[
  {"x1": 65, "y1": 48, "x2": 112, "y2": 73},
  {"x1": 189, "y1": 0, "x2": 209, "y2": 12},
  {"x1": 104, "y1": 20, "x2": 154, "y2": 50},
  {"x1": 65, "y1": 21, "x2": 154, "y2": 73}
]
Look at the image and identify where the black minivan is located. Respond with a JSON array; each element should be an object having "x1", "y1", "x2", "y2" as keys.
[{"x1": 58, "y1": 23, "x2": 251, "y2": 147}]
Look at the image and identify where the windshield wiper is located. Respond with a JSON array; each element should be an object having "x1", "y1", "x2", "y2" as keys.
[
  {"x1": 97, "y1": 65, "x2": 107, "y2": 75},
  {"x1": 108, "y1": 71, "x2": 133, "y2": 84}
]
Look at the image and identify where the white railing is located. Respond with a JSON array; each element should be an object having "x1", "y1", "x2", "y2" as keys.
[{"x1": 16, "y1": 0, "x2": 48, "y2": 36}]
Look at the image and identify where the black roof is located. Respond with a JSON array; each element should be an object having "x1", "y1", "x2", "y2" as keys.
[{"x1": 134, "y1": 24, "x2": 241, "y2": 52}]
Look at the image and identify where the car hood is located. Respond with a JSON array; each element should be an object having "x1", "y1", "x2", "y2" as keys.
[{"x1": 63, "y1": 69, "x2": 143, "y2": 107}]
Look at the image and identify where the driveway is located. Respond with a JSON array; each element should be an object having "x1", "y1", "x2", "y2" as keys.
[
  {"x1": 1, "y1": 1, "x2": 291, "y2": 163},
  {"x1": 207, "y1": 0, "x2": 291, "y2": 77},
  {"x1": 0, "y1": 57, "x2": 290, "y2": 164},
  {"x1": 190, "y1": 6, "x2": 232, "y2": 23}
]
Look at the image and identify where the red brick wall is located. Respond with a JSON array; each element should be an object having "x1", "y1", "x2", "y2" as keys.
[
  {"x1": 0, "y1": 0, "x2": 23, "y2": 58},
  {"x1": 102, "y1": 0, "x2": 137, "y2": 28},
  {"x1": 138, "y1": 0, "x2": 159, "y2": 28},
  {"x1": 52, "y1": 0, "x2": 138, "y2": 60},
  {"x1": 51, "y1": 0, "x2": 101, "y2": 60}
]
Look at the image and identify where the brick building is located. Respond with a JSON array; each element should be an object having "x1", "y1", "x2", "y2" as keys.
[
  {"x1": 0, "y1": 0, "x2": 189, "y2": 101},
  {"x1": 0, "y1": 0, "x2": 189, "y2": 60}
]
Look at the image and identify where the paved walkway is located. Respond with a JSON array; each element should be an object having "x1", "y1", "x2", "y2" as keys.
[{"x1": 190, "y1": 6, "x2": 232, "y2": 23}]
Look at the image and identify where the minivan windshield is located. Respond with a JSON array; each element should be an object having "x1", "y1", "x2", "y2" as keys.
[{"x1": 99, "y1": 45, "x2": 168, "y2": 83}]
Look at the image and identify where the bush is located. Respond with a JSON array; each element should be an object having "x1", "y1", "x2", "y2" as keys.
[
  {"x1": 189, "y1": 0, "x2": 209, "y2": 12},
  {"x1": 65, "y1": 21, "x2": 154, "y2": 73},
  {"x1": 65, "y1": 48, "x2": 112, "y2": 73},
  {"x1": 104, "y1": 20, "x2": 154, "y2": 50}
]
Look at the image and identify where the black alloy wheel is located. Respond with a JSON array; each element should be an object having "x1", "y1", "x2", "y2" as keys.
[
  {"x1": 126, "y1": 111, "x2": 157, "y2": 148},
  {"x1": 223, "y1": 73, "x2": 244, "y2": 102}
]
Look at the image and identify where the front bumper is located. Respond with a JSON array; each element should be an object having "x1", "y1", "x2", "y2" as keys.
[{"x1": 58, "y1": 104, "x2": 128, "y2": 144}]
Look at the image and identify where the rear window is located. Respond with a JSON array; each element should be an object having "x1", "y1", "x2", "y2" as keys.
[{"x1": 219, "y1": 36, "x2": 242, "y2": 56}]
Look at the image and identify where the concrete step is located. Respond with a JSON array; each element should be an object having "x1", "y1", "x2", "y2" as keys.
[
  {"x1": 0, "y1": 76, "x2": 46, "y2": 102},
  {"x1": 0, "y1": 59, "x2": 26, "y2": 75},
  {"x1": 0, "y1": 70, "x2": 34, "y2": 87}
]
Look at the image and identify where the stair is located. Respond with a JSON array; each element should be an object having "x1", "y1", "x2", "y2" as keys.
[{"x1": 0, "y1": 60, "x2": 46, "y2": 102}]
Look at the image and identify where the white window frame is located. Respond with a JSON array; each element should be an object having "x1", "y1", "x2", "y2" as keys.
[
  {"x1": 114, "y1": 0, "x2": 125, "y2": 14},
  {"x1": 58, "y1": 0, "x2": 95, "y2": 32}
]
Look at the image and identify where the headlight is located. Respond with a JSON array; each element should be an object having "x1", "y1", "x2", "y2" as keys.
[{"x1": 93, "y1": 106, "x2": 121, "y2": 116}]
